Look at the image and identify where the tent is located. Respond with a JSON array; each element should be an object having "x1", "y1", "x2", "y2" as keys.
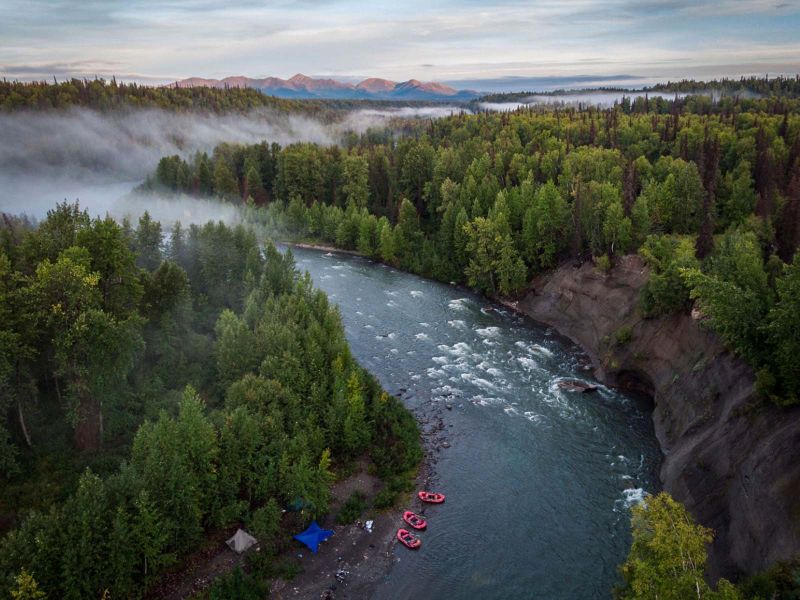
[
  {"x1": 226, "y1": 529, "x2": 258, "y2": 554},
  {"x1": 293, "y1": 521, "x2": 334, "y2": 554}
]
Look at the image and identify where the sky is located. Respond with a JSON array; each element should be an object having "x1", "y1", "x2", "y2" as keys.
[{"x1": 1, "y1": 0, "x2": 799, "y2": 90}]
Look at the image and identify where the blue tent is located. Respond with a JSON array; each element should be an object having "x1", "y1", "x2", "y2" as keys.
[{"x1": 293, "y1": 521, "x2": 334, "y2": 554}]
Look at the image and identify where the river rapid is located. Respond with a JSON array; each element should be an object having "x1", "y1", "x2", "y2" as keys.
[{"x1": 290, "y1": 247, "x2": 661, "y2": 600}]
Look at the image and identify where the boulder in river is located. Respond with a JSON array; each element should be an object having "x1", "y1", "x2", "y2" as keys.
[{"x1": 557, "y1": 379, "x2": 599, "y2": 393}]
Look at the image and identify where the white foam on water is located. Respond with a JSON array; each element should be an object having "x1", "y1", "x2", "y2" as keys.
[
  {"x1": 517, "y1": 356, "x2": 538, "y2": 370},
  {"x1": 390, "y1": 349, "x2": 399, "y2": 354},
  {"x1": 432, "y1": 356, "x2": 449, "y2": 365},
  {"x1": 364, "y1": 324, "x2": 374, "y2": 330},
  {"x1": 427, "y1": 368, "x2": 447, "y2": 379},
  {"x1": 410, "y1": 290, "x2": 424, "y2": 298},
  {"x1": 324, "y1": 252, "x2": 334, "y2": 257},
  {"x1": 620, "y1": 488, "x2": 648, "y2": 509},
  {"x1": 447, "y1": 319, "x2": 467, "y2": 329},
  {"x1": 355, "y1": 310, "x2": 363, "y2": 315},
  {"x1": 331, "y1": 264, "x2": 345, "y2": 270},
  {"x1": 461, "y1": 373, "x2": 497, "y2": 391},
  {"x1": 448, "y1": 298, "x2": 470, "y2": 311},
  {"x1": 477, "y1": 361, "x2": 490, "y2": 371},
  {"x1": 414, "y1": 333, "x2": 431, "y2": 341},
  {"x1": 472, "y1": 395, "x2": 503, "y2": 406},
  {"x1": 442, "y1": 363, "x2": 469, "y2": 373},
  {"x1": 385, "y1": 290, "x2": 398, "y2": 296},
  {"x1": 450, "y1": 342, "x2": 472, "y2": 357},
  {"x1": 475, "y1": 326, "x2": 501, "y2": 338},
  {"x1": 432, "y1": 385, "x2": 462, "y2": 398},
  {"x1": 321, "y1": 274, "x2": 332, "y2": 280},
  {"x1": 532, "y1": 344, "x2": 554, "y2": 357},
  {"x1": 524, "y1": 411, "x2": 543, "y2": 423},
  {"x1": 486, "y1": 367, "x2": 504, "y2": 378},
  {"x1": 504, "y1": 406, "x2": 519, "y2": 416},
  {"x1": 419, "y1": 322, "x2": 430, "y2": 328},
  {"x1": 387, "y1": 332, "x2": 397, "y2": 340},
  {"x1": 386, "y1": 300, "x2": 397, "y2": 308}
]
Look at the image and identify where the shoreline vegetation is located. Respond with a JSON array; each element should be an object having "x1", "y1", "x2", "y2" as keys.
[{"x1": 0, "y1": 205, "x2": 423, "y2": 599}]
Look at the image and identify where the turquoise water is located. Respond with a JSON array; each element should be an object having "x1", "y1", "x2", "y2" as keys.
[{"x1": 292, "y1": 247, "x2": 660, "y2": 600}]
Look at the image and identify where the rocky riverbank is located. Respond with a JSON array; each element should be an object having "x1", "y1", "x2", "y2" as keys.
[{"x1": 511, "y1": 254, "x2": 800, "y2": 578}]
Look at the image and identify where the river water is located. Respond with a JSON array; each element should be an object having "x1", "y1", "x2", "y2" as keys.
[{"x1": 291, "y1": 247, "x2": 661, "y2": 599}]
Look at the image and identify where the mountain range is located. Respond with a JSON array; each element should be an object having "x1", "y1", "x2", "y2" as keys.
[{"x1": 172, "y1": 73, "x2": 479, "y2": 101}]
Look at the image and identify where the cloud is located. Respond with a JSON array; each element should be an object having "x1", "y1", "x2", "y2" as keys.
[{"x1": 0, "y1": 0, "x2": 798, "y2": 85}]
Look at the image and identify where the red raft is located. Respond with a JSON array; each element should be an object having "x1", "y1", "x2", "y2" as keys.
[
  {"x1": 397, "y1": 528, "x2": 421, "y2": 549},
  {"x1": 402, "y1": 511, "x2": 427, "y2": 530},
  {"x1": 418, "y1": 491, "x2": 445, "y2": 504}
]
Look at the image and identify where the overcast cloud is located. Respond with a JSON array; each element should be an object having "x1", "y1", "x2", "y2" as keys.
[{"x1": 0, "y1": 0, "x2": 798, "y2": 87}]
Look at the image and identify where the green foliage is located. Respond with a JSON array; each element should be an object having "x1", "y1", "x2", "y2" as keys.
[
  {"x1": 10, "y1": 569, "x2": 45, "y2": 600},
  {"x1": 522, "y1": 180, "x2": 571, "y2": 270},
  {"x1": 464, "y1": 213, "x2": 527, "y2": 296},
  {"x1": 0, "y1": 213, "x2": 421, "y2": 599},
  {"x1": 372, "y1": 487, "x2": 399, "y2": 510},
  {"x1": 208, "y1": 567, "x2": 266, "y2": 600},
  {"x1": 336, "y1": 491, "x2": 368, "y2": 524},
  {"x1": 683, "y1": 229, "x2": 771, "y2": 367},
  {"x1": 616, "y1": 492, "x2": 740, "y2": 600},
  {"x1": 639, "y1": 236, "x2": 699, "y2": 317}
]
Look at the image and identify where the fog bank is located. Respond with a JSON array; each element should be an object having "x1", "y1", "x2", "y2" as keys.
[{"x1": 0, "y1": 106, "x2": 468, "y2": 221}]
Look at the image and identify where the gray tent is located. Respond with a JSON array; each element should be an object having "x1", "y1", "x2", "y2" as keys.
[{"x1": 226, "y1": 529, "x2": 258, "y2": 554}]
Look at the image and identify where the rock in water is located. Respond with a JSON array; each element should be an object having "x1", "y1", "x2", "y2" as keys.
[{"x1": 557, "y1": 379, "x2": 598, "y2": 393}]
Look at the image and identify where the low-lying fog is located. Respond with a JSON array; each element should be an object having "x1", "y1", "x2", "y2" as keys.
[
  {"x1": 0, "y1": 105, "x2": 458, "y2": 223},
  {"x1": 479, "y1": 91, "x2": 685, "y2": 112}
]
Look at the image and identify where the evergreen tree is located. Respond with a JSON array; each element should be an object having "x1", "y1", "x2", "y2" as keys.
[{"x1": 214, "y1": 158, "x2": 240, "y2": 200}]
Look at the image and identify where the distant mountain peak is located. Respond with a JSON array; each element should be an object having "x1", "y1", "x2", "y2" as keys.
[
  {"x1": 356, "y1": 77, "x2": 398, "y2": 92},
  {"x1": 172, "y1": 73, "x2": 476, "y2": 101}
]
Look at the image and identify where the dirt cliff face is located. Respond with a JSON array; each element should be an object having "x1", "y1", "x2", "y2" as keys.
[{"x1": 513, "y1": 254, "x2": 800, "y2": 578}]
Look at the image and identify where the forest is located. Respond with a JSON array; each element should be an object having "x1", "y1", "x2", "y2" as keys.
[
  {"x1": 0, "y1": 204, "x2": 421, "y2": 598},
  {"x1": 0, "y1": 78, "x2": 451, "y2": 116},
  {"x1": 144, "y1": 92, "x2": 800, "y2": 407},
  {"x1": 476, "y1": 75, "x2": 800, "y2": 104}
]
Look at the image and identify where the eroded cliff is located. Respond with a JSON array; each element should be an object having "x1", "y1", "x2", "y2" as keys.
[{"x1": 513, "y1": 254, "x2": 800, "y2": 578}]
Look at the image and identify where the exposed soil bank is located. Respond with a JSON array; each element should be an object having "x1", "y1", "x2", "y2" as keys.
[{"x1": 512, "y1": 254, "x2": 800, "y2": 578}]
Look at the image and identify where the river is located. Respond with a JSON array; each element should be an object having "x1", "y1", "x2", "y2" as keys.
[{"x1": 290, "y1": 246, "x2": 661, "y2": 600}]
